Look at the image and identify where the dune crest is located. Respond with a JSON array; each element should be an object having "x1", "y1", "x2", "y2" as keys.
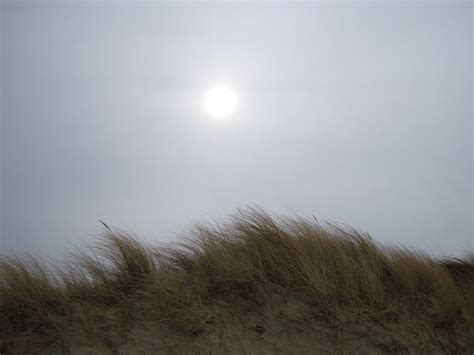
[{"x1": 1, "y1": 208, "x2": 473, "y2": 353}]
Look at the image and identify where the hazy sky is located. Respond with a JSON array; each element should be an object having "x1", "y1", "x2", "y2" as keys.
[{"x1": 1, "y1": 1, "x2": 472, "y2": 257}]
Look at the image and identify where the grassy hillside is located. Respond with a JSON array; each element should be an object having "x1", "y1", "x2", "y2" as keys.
[{"x1": 1, "y1": 208, "x2": 473, "y2": 354}]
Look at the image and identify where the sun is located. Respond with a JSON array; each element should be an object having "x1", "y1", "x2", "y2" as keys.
[{"x1": 203, "y1": 85, "x2": 238, "y2": 119}]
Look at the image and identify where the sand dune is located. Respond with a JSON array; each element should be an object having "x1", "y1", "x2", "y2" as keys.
[{"x1": 1, "y1": 208, "x2": 473, "y2": 353}]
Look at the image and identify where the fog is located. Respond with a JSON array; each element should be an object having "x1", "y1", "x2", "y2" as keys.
[{"x1": 1, "y1": 1, "x2": 472, "y2": 257}]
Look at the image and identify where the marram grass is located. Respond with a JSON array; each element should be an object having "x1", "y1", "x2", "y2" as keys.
[{"x1": 1, "y1": 208, "x2": 473, "y2": 354}]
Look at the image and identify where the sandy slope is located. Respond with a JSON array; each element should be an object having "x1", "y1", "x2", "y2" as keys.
[{"x1": 42, "y1": 293, "x2": 474, "y2": 354}]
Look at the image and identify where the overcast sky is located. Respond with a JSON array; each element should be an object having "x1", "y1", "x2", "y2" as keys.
[{"x1": 1, "y1": 1, "x2": 472, "y2": 257}]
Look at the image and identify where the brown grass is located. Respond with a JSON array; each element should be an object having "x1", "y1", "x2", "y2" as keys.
[{"x1": 1, "y1": 207, "x2": 473, "y2": 354}]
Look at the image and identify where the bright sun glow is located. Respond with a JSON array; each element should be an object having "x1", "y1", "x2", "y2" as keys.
[{"x1": 203, "y1": 85, "x2": 238, "y2": 119}]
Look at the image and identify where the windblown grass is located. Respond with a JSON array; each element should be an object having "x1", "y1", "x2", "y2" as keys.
[{"x1": 1, "y1": 208, "x2": 473, "y2": 353}]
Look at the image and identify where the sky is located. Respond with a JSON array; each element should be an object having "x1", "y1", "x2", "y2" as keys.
[{"x1": 0, "y1": 1, "x2": 472, "y2": 257}]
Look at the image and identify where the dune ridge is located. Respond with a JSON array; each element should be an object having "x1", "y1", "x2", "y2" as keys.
[{"x1": 1, "y1": 208, "x2": 473, "y2": 354}]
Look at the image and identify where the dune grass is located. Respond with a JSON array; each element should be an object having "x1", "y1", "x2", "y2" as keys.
[{"x1": 1, "y1": 208, "x2": 473, "y2": 353}]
